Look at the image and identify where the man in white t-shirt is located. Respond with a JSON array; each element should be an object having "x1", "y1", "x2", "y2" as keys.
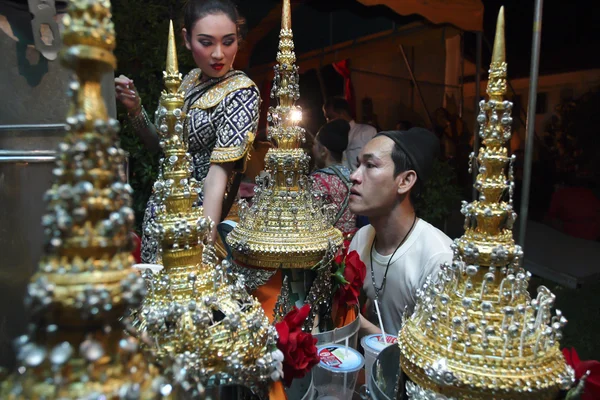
[
  {"x1": 323, "y1": 97, "x2": 377, "y2": 172},
  {"x1": 348, "y1": 128, "x2": 453, "y2": 336}
]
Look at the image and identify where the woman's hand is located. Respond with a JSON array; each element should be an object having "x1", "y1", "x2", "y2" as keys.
[{"x1": 115, "y1": 75, "x2": 141, "y2": 115}]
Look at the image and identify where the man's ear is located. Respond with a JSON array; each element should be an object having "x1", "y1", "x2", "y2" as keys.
[
  {"x1": 182, "y1": 28, "x2": 191, "y2": 50},
  {"x1": 397, "y1": 170, "x2": 417, "y2": 195}
]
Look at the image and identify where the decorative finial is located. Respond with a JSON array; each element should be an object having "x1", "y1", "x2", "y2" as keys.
[
  {"x1": 0, "y1": 0, "x2": 167, "y2": 397},
  {"x1": 491, "y1": 7, "x2": 506, "y2": 66},
  {"x1": 133, "y1": 22, "x2": 279, "y2": 398},
  {"x1": 226, "y1": 0, "x2": 343, "y2": 330},
  {"x1": 166, "y1": 20, "x2": 179, "y2": 76},
  {"x1": 487, "y1": 7, "x2": 507, "y2": 99},
  {"x1": 164, "y1": 20, "x2": 182, "y2": 95},
  {"x1": 398, "y1": 6, "x2": 574, "y2": 399},
  {"x1": 282, "y1": 0, "x2": 291, "y2": 30}
]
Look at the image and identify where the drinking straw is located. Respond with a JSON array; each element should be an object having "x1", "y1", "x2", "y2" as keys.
[{"x1": 374, "y1": 299, "x2": 388, "y2": 343}]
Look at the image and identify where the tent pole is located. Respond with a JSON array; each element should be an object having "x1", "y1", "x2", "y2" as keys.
[
  {"x1": 399, "y1": 44, "x2": 434, "y2": 128},
  {"x1": 472, "y1": 30, "x2": 483, "y2": 200},
  {"x1": 519, "y1": 0, "x2": 545, "y2": 247}
]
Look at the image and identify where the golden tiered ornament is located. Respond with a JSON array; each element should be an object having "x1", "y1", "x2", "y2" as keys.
[
  {"x1": 398, "y1": 8, "x2": 574, "y2": 400},
  {"x1": 0, "y1": 0, "x2": 169, "y2": 398},
  {"x1": 226, "y1": 0, "x2": 343, "y2": 272},
  {"x1": 133, "y1": 21, "x2": 280, "y2": 398}
]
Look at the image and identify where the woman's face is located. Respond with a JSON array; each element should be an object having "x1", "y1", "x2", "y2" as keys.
[{"x1": 183, "y1": 13, "x2": 238, "y2": 79}]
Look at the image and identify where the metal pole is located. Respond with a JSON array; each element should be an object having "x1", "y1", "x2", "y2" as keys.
[
  {"x1": 519, "y1": 0, "x2": 544, "y2": 247},
  {"x1": 399, "y1": 44, "x2": 434, "y2": 128},
  {"x1": 472, "y1": 31, "x2": 483, "y2": 200}
]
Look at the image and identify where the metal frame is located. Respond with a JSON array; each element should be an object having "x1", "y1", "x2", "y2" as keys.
[{"x1": 519, "y1": 0, "x2": 545, "y2": 247}]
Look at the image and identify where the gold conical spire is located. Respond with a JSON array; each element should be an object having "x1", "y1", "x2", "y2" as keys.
[
  {"x1": 281, "y1": 0, "x2": 291, "y2": 30},
  {"x1": 398, "y1": 8, "x2": 573, "y2": 399},
  {"x1": 0, "y1": 0, "x2": 167, "y2": 398},
  {"x1": 487, "y1": 6, "x2": 507, "y2": 101},
  {"x1": 133, "y1": 23, "x2": 279, "y2": 398},
  {"x1": 226, "y1": 0, "x2": 343, "y2": 271},
  {"x1": 166, "y1": 20, "x2": 179, "y2": 75},
  {"x1": 164, "y1": 20, "x2": 181, "y2": 95},
  {"x1": 491, "y1": 7, "x2": 505, "y2": 66}
]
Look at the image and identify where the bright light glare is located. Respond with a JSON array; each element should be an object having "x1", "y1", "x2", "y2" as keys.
[{"x1": 289, "y1": 109, "x2": 302, "y2": 123}]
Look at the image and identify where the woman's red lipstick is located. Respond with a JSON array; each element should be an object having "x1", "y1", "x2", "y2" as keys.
[{"x1": 211, "y1": 63, "x2": 224, "y2": 71}]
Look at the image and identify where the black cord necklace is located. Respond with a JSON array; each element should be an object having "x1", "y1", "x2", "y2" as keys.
[{"x1": 369, "y1": 214, "x2": 418, "y2": 300}]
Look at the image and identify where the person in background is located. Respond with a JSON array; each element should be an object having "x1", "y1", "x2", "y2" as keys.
[
  {"x1": 311, "y1": 119, "x2": 357, "y2": 237},
  {"x1": 395, "y1": 120, "x2": 413, "y2": 131},
  {"x1": 323, "y1": 97, "x2": 377, "y2": 172},
  {"x1": 347, "y1": 128, "x2": 453, "y2": 336}
]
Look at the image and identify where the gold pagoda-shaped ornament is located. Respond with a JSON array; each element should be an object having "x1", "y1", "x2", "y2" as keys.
[
  {"x1": 226, "y1": 0, "x2": 343, "y2": 324},
  {"x1": 0, "y1": 0, "x2": 169, "y2": 398},
  {"x1": 398, "y1": 8, "x2": 574, "y2": 400},
  {"x1": 133, "y1": 21, "x2": 281, "y2": 398}
]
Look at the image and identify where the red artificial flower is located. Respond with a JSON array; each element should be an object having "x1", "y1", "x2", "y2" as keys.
[
  {"x1": 275, "y1": 304, "x2": 319, "y2": 387},
  {"x1": 562, "y1": 347, "x2": 600, "y2": 400},
  {"x1": 335, "y1": 250, "x2": 366, "y2": 306},
  {"x1": 333, "y1": 239, "x2": 352, "y2": 266}
]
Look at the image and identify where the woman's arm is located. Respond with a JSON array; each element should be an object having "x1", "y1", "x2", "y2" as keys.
[
  {"x1": 358, "y1": 298, "x2": 382, "y2": 337},
  {"x1": 115, "y1": 75, "x2": 160, "y2": 152},
  {"x1": 203, "y1": 162, "x2": 235, "y2": 242}
]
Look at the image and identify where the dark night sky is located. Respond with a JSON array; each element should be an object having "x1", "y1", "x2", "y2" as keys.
[
  {"x1": 476, "y1": 0, "x2": 600, "y2": 77},
  {"x1": 242, "y1": 0, "x2": 600, "y2": 77}
]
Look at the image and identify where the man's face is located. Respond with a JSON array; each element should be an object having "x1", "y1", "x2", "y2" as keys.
[
  {"x1": 323, "y1": 106, "x2": 341, "y2": 123},
  {"x1": 349, "y1": 136, "x2": 403, "y2": 217}
]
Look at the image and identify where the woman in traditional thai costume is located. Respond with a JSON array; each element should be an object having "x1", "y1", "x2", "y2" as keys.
[{"x1": 115, "y1": 0, "x2": 259, "y2": 263}]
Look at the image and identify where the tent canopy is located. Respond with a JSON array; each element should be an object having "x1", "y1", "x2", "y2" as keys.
[
  {"x1": 235, "y1": 0, "x2": 481, "y2": 70},
  {"x1": 357, "y1": 0, "x2": 483, "y2": 32}
]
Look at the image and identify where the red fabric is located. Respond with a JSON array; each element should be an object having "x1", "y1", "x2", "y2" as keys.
[
  {"x1": 332, "y1": 59, "x2": 356, "y2": 119},
  {"x1": 563, "y1": 347, "x2": 600, "y2": 400},
  {"x1": 275, "y1": 305, "x2": 319, "y2": 387},
  {"x1": 130, "y1": 232, "x2": 141, "y2": 264},
  {"x1": 311, "y1": 171, "x2": 357, "y2": 236},
  {"x1": 547, "y1": 187, "x2": 600, "y2": 240}
]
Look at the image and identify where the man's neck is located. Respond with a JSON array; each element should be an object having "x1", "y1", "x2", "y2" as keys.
[{"x1": 370, "y1": 203, "x2": 416, "y2": 256}]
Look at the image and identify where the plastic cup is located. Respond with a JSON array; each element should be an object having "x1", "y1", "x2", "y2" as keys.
[
  {"x1": 361, "y1": 333, "x2": 398, "y2": 384},
  {"x1": 314, "y1": 344, "x2": 364, "y2": 400}
]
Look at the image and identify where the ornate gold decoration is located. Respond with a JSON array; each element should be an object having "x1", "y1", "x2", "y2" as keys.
[
  {"x1": 133, "y1": 21, "x2": 280, "y2": 398},
  {"x1": 226, "y1": 0, "x2": 343, "y2": 270},
  {"x1": 210, "y1": 131, "x2": 255, "y2": 163},
  {"x1": 0, "y1": 1, "x2": 169, "y2": 398},
  {"x1": 398, "y1": 8, "x2": 574, "y2": 399},
  {"x1": 191, "y1": 74, "x2": 257, "y2": 109}
]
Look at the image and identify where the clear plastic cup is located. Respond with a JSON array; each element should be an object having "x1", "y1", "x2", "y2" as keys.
[
  {"x1": 360, "y1": 334, "x2": 398, "y2": 384},
  {"x1": 314, "y1": 344, "x2": 364, "y2": 400}
]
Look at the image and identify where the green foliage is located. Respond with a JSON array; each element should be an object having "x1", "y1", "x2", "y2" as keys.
[
  {"x1": 414, "y1": 159, "x2": 462, "y2": 228},
  {"x1": 112, "y1": 0, "x2": 194, "y2": 232}
]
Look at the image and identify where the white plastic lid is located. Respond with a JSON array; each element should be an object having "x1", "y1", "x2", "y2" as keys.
[
  {"x1": 133, "y1": 263, "x2": 163, "y2": 274},
  {"x1": 361, "y1": 334, "x2": 398, "y2": 352},
  {"x1": 317, "y1": 344, "x2": 364, "y2": 373}
]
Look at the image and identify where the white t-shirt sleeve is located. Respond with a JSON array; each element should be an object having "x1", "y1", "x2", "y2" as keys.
[{"x1": 419, "y1": 250, "x2": 453, "y2": 288}]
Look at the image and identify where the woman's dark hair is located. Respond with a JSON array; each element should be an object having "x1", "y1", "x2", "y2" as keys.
[
  {"x1": 316, "y1": 119, "x2": 350, "y2": 162},
  {"x1": 183, "y1": 0, "x2": 246, "y2": 42},
  {"x1": 323, "y1": 97, "x2": 352, "y2": 116}
]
